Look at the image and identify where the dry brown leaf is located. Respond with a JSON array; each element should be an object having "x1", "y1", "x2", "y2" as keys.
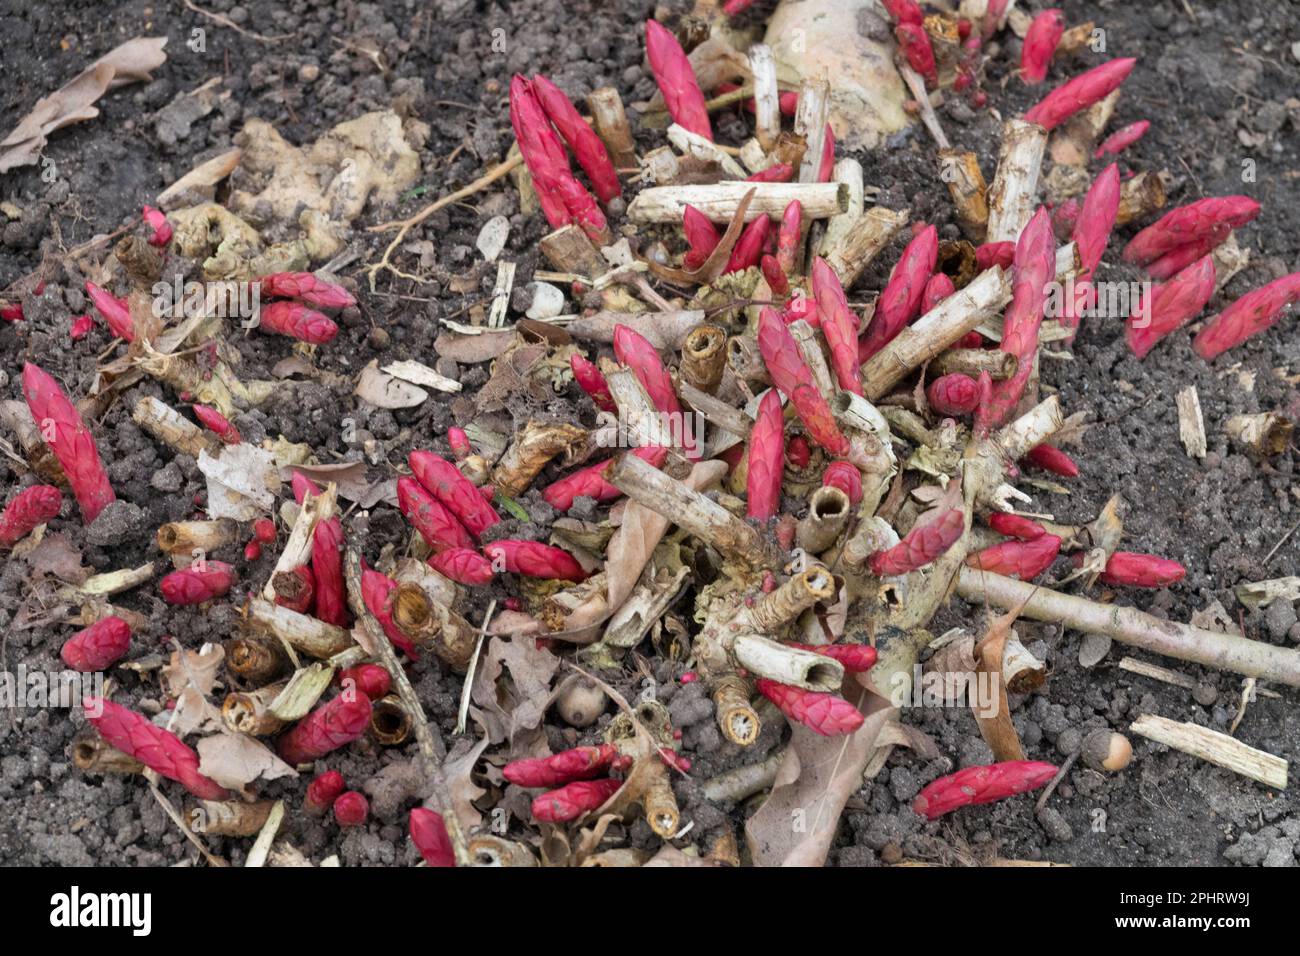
[
  {"x1": 23, "y1": 534, "x2": 90, "y2": 584},
  {"x1": 556, "y1": 460, "x2": 727, "y2": 641},
  {"x1": 277, "y1": 461, "x2": 391, "y2": 507},
  {"x1": 744, "y1": 677, "x2": 896, "y2": 866},
  {"x1": 469, "y1": 633, "x2": 562, "y2": 748},
  {"x1": 197, "y1": 733, "x2": 298, "y2": 790},
  {"x1": 161, "y1": 643, "x2": 225, "y2": 698},
  {"x1": 0, "y1": 37, "x2": 168, "y2": 173},
  {"x1": 972, "y1": 603, "x2": 1028, "y2": 763},
  {"x1": 437, "y1": 726, "x2": 490, "y2": 834},
  {"x1": 169, "y1": 688, "x2": 225, "y2": 737},
  {"x1": 355, "y1": 360, "x2": 428, "y2": 409},
  {"x1": 434, "y1": 330, "x2": 515, "y2": 364}
]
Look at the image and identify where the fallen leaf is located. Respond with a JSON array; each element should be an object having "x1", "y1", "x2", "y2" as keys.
[
  {"x1": 434, "y1": 330, "x2": 516, "y2": 364},
  {"x1": 197, "y1": 733, "x2": 298, "y2": 790},
  {"x1": 0, "y1": 37, "x2": 168, "y2": 173},
  {"x1": 161, "y1": 643, "x2": 225, "y2": 698},
  {"x1": 470, "y1": 633, "x2": 561, "y2": 748},
  {"x1": 355, "y1": 360, "x2": 428, "y2": 409}
]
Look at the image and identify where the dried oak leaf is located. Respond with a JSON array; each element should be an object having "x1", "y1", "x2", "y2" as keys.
[
  {"x1": 161, "y1": 643, "x2": 225, "y2": 698},
  {"x1": 197, "y1": 732, "x2": 298, "y2": 790},
  {"x1": 470, "y1": 633, "x2": 562, "y2": 748},
  {"x1": 355, "y1": 360, "x2": 427, "y2": 409}
]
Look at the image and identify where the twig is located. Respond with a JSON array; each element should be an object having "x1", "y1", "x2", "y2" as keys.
[
  {"x1": 1034, "y1": 751, "x2": 1078, "y2": 812},
  {"x1": 183, "y1": 0, "x2": 296, "y2": 42},
  {"x1": 343, "y1": 549, "x2": 470, "y2": 866},
  {"x1": 956, "y1": 567, "x2": 1300, "y2": 686}
]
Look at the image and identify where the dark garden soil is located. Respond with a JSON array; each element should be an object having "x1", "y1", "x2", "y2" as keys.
[{"x1": 1, "y1": 0, "x2": 1298, "y2": 867}]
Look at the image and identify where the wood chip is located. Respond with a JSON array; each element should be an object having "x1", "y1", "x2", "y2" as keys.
[
  {"x1": 1175, "y1": 386, "x2": 1206, "y2": 459},
  {"x1": 1130, "y1": 713, "x2": 1287, "y2": 789},
  {"x1": 382, "y1": 360, "x2": 462, "y2": 393}
]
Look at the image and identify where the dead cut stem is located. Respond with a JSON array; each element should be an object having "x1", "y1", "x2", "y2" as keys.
[
  {"x1": 604, "y1": 452, "x2": 776, "y2": 567},
  {"x1": 680, "y1": 325, "x2": 728, "y2": 394},
  {"x1": 956, "y1": 568, "x2": 1300, "y2": 686},
  {"x1": 493, "y1": 421, "x2": 587, "y2": 499}
]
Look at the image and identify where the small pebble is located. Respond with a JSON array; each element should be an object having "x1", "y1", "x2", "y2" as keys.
[{"x1": 1036, "y1": 806, "x2": 1073, "y2": 842}]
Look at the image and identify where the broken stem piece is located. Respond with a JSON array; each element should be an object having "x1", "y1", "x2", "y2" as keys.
[{"x1": 956, "y1": 567, "x2": 1300, "y2": 687}]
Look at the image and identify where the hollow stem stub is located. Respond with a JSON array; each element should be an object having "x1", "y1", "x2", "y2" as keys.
[
  {"x1": 735, "y1": 568, "x2": 837, "y2": 633},
  {"x1": 797, "y1": 485, "x2": 851, "y2": 554},
  {"x1": 369, "y1": 695, "x2": 413, "y2": 746},
  {"x1": 731, "y1": 633, "x2": 844, "y2": 691},
  {"x1": 712, "y1": 674, "x2": 761, "y2": 746},
  {"x1": 157, "y1": 519, "x2": 240, "y2": 555},
  {"x1": 680, "y1": 324, "x2": 728, "y2": 395}
]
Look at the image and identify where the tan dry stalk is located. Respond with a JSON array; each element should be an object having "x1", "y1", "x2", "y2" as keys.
[
  {"x1": 389, "y1": 583, "x2": 476, "y2": 670},
  {"x1": 939, "y1": 149, "x2": 990, "y2": 239},
  {"x1": 789, "y1": 319, "x2": 838, "y2": 400},
  {"x1": 726, "y1": 334, "x2": 771, "y2": 386},
  {"x1": 792, "y1": 77, "x2": 830, "y2": 184},
  {"x1": 157, "y1": 519, "x2": 240, "y2": 555},
  {"x1": 712, "y1": 674, "x2": 761, "y2": 746},
  {"x1": 986, "y1": 118, "x2": 1048, "y2": 242},
  {"x1": 604, "y1": 452, "x2": 777, "y2": 566},
  {"x1": 1116, "y1": 171, "x2": 1166, "y2": 226},
  {"x1": 261, "y1": 483, "x2": 336, "y2": 602},
  {"x1": 641, "y1": 759, "x2": 681, "y2": 838},
  {"x1": 467, "y1": 835, "x2": 539, "y2": 867},
  {"x1": 797, "y1": 485, "x2": 852, "y2": 554},
  {"x1": 626, "y1": 181, "x2": 848, "y2": 224},
  {"x1": 748, "y1": 43, "x2": 780, "y2": 150},
  {"x1": 391, "y1": 557, "x2": 461, "y2": 610},
  {"x1": 931, "y1": 348, "x2": 1017, "y2": 380},
  {"x1": 539, "y1": 224, "x2": 608, "y2": 278},
  {"x1": 734, "y1": 567, "x2": 837, "y2": 633},
  {"x1": 493, "y1": 421, "x2": 587, "y2": 498},
  {"x1": 132, "y1": 396, "x2": 218, "y2": 458},
  {"x1": 72, "y1": 728, "x2": 145, "y2": 775},
  {"x1": 957, "y1": 567, "x2": 1300, "y2": 686},
  {"x1": 196, "y1": 800, "x2": 275, "y2": 837},
  {"x1": 245, "y1": 598, "x2": 354, "y2": 659},
  {"x1": 680, "y1": 325, "x2": 729, "y2": 394},
  {"x1": 0, "y1": 399, "x2": 65, "y2": 483},
  {"x1": 226, "y1": 633, "x2": 293, "y2": 684},
  {"x1": 585, "y1": 87, "x2": 637, "y2": 171},
  {"x1": 860, "y1": 266, "x2": 1013, "y2": 399},
  {"x1": 564, "y1": 310, "x2": 706, "y2": 350},
  {"x1": 823, "y1": 206, "x2": 910, "y2": 287},
  {"x1": 731, "y1": 633, "x2": 845, "y2": 691},
  {"x1": 222, "y1": 682, "x2": 289, "y2": 735}
]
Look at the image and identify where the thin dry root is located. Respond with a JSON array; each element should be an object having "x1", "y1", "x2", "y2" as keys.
[{"x1": 712, "y1": 674, "x2": 761, "y2": 746}]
